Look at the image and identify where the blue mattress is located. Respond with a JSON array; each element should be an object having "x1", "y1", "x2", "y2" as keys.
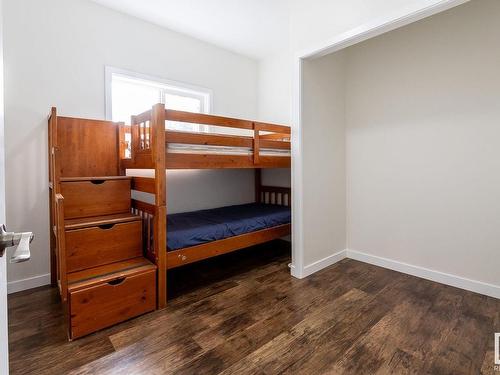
[{"x1": 167, "y1": 203, "x2": 291, "y2": 251}]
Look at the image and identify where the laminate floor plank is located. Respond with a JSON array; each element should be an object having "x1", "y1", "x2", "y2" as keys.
[{"x1": 8, "y1": 240, "x2": 500, "y2": 375}]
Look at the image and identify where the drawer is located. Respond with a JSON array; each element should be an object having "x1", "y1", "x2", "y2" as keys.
[
  {"x1": 66, "y1": 221, "x2": 143, "y2": 272},
  {"x1": 61, "y1": 179, "x2": 131, "y2": 219},
  {"x1": 69, "y1": 268, "x2": 156, "y2": 339}
]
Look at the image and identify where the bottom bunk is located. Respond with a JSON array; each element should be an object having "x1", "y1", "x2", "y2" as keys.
[
  {"x1": 167, "y1": 202, "x2": 291, "y2": 268},
  {"x1": 132, "y1": 185, "x2": 291, "y2": 271}
]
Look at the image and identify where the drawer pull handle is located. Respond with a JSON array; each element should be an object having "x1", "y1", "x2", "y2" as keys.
[
  {"x1": 90, "y1": 180, "x2": 105, "y2": 185},
  {"x1": 98, "y1": 224, "x2": 115, "y2": 230},
  {"x1": 108, "y1": 277, "x2": 126, "y2": 286}
]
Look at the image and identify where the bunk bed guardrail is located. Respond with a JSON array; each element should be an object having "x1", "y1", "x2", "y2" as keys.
[{"x1": 119, "y1": 107, "x2": 291, "y2": 170}]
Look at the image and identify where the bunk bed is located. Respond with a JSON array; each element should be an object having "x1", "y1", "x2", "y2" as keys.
[
  {"x1": 122, "y1": 103, "x2": 292, "y2": 308},
  {"x1": 49, "y1": 103, "x2": 291, "y2": 338}
]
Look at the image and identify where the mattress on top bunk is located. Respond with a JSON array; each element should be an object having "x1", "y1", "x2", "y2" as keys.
[
  {"x1": 167, "y1": 203, "x2": 291, "y2": 251},
  {"x1": 167, "y1": 143, "x2": 291, "y2": 157}
]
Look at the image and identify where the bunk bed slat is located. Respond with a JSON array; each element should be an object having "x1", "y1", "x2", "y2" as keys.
[
  {"x1": 165, "y1": 109, "x2": 291, "y2": 134},
  {"x1": 259, "y1": 139, "x2": 291, "y2": 150},
  {"x1": 166, "y1": 130, "x2": 254, "y2": 148},
  {"x1": 134, "y1": 109, "x2": 152, "y2": 124},
  {"x1": 165, "y1": 153, "x2": 291, "y2": 169},
  {"x1": 166, "y1": 109, "x2": 254, "y2": 130},
  {"x1": 131, "y1": 177, "x2": 155, "y2": 194},
  {"x1": 121, "y1": 154, "x2": 154, "y2": 169},
  {"x1": 259, "y1": 133, "x2": 291, "y2": 140},
  {"x1": 253, "y1": 122, "x2": 291, "y2": 134}
]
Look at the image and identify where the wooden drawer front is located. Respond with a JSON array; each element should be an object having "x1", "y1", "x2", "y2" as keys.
[
  {"x1": 66, "y1": 221, "x2": 143, "y2": 273},
  {"x1": 69, "y1": 269, "x2": 156, "y2": 339},
  {"x1": 61, "y1": 180, "x2": 131, "y2": 219}
]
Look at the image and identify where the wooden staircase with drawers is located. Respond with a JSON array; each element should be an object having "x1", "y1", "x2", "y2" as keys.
[{"x1": 48, "y1": 111, "x2": 157, "y2": 340}]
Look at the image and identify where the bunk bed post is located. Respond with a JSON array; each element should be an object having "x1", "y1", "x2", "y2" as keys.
[
  {"x1": 48, "y1": 107, "x2": 57, "y2": 286},
  {"x1": 255, "y1": 169, "x2": 262, "y2": 203},
  {"x1": 55, "y1": 194, "x2": 67, "y2": 302},
  {"x1": 253, "y1": 123, "x2": 260, "y2": 165},
  {"x1": 151, "y1": 103, "x2": 167, "y2": 309},
  {"x1": 48, "y1": 107, "x2": 68, "y2": 302},
  {"x1": 130, "y1": 115, "x2": 138, "y2": 164},
  {"x1": 117, "y1": 121, "x2": 126, "y2": 175}
]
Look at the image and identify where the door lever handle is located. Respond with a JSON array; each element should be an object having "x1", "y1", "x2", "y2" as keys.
[
  {"x1": 10, "y1": 232, "x2": 33, "y2": 263},
  {"x1": 0, "y1": 224, "x2": 34, "y2": 262}
]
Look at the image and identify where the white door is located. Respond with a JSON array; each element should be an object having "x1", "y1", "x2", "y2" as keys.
[
  {"x1": 0, "y1": 0, "x2": 8, "y2": 373},
  {"x1": 0, "y1": 231, "x2": 7, "y2": 375}
]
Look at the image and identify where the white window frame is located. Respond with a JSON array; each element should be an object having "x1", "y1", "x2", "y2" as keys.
[{"x1": 104, "y1": 66, "x2": 213, "y2": 129}]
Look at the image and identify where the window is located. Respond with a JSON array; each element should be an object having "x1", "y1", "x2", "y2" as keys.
[{"x1": 105, "y1": 67, "x2": 212, "y2": 132}]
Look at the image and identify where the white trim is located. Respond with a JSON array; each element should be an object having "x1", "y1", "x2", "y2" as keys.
[
  {"x1": 7, "y1": 273, "x2": 51, "y2": 294},
  {"x1": 296, "y1": 0, "x2": 470, "y2": 60},
  {"x1": 0, "y1": 256, "x2": 8, "y2": 375},
  {"x1": 290, "y1": 57, "x2": 304, "y2": 279},
  {"x1": 300, "y1": 250, "x2": 347, "y2": 279},
  {"x1": 347, "y1": 250, "x2": 500, "y2": 300},
  {"x1": 0, "y1": 0, "x2": 9, "y2": 370},
  {"x1": 495, "y1": 333, "x2": 500, "y2": 365},
  {"x1": 294, "y1": 247, "x2": 500, "y2": 299},
  {"x1": 104, "y1": 66, "x2": 213, "y2": 121},
  {"x1": 291, "y1": 0, "x2": 470, "y2": 280}
]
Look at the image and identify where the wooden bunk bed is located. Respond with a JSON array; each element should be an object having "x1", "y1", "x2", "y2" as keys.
[
  {"x1": 49, "y1": 103, "x2": 291, "y2": 338},
  {"x1": 122, "y1": 103, "x2": 291, "y2": 309}
]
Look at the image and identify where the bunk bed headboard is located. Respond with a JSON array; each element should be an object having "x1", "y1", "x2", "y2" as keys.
[
  {"x1": 258, "y1": 186, "x2": 291, "y2": 207},
  {"x1": 254, "y1": 169, "x2": 291, "y2": 207}
]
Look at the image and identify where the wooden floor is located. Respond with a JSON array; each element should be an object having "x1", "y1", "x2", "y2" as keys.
[{"x1": 8, "y1": 240, "x2": 500, "y2": 375}]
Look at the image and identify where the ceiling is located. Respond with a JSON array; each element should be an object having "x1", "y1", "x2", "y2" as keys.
[{"x1": 90, "y1": 0, "x2": 290, "y2": 60}]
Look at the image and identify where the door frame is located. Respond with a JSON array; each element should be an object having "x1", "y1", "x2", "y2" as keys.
[
  {"x1": 290, "y1": 0, "x2": 470, "y2": 278},
  {"x1": 0, "y1": 0, "x2": 8, "y2": 370}
]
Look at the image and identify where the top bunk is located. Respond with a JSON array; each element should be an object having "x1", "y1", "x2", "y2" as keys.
[{"x1": 119, "y1": 103, "x2": 291, "y2": 170}]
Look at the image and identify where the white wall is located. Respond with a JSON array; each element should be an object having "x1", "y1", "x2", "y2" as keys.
[
  {"x1": 257, "y1": 0, "x2": 458, "y2": 198},
  {"x1": 345, "y1": 0, "x2": 500, "y2": 287},
  {"x1": 130, "y1": 169, "x2": 255, "y2": 214},
  {"x1": 289, "y1": 0, "x2": 464, "y2": 53},
  {"x1": 257, "y1": 52, "x2": 292, "y2": 189},
  {"x1": 3, "y1": 0, "x2": 259, "y2": 290},
  {"x1": 262, "y1": 0, "x2": 464, "y2": 116},
  {"x1": 257, "y1": 53, "x2": 291, "y2": 125},
  {"x1": 301, "y1": 52, "x2": 346, "y2": 266}
]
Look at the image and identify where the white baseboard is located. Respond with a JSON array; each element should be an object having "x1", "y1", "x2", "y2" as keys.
[
  {"x1": 289, "y1": 262, "x2": 302, "y2": 279},
  {"x1": 347, "y1": 249, "x2": 500, "y2": 300},
  {"x1": 294, "y1": 248, "x2": 500, "y2": 299},
  {"x1": 7, "y1": 273, "x2": 51, "y2": 294},
  {"x1": 301, "y1": 250, "x2": 347, "y2": 278},
  {"x1": 11, "y1": 250, "x2": 500, "y2": 300}
]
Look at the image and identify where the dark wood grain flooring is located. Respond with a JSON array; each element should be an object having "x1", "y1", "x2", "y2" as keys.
[{"x1": 8, "y1": 240, "x2": 500, "y2": 374}]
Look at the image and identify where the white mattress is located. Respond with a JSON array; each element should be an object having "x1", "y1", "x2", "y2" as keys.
[{"x1": 167, "y1": 143, "x2": 291, "y2": 157}]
